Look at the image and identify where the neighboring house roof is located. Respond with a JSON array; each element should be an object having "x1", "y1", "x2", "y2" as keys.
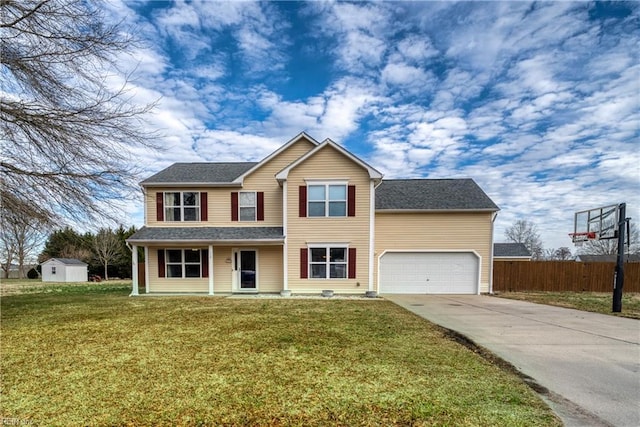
[
  {"x1": 41, "y1": 258, "x2": 88, "y2": 266},
  {"x1": 376, "y1": 179, "x2": 499, "y2": 211},
  {"x1": 127, "y1": 227, "x2": 284, "y2": 244},
  {"x1": 140, "y1": 162, "x2": 257, "y2": 187},
  {"x1": 494, "y1": 243, "x2": 532, "y2": 258},
  {"x1": 576, "y1": 254, "x2": 640, "y2": 263}
]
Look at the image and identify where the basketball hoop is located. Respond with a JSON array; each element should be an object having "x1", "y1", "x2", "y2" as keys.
[
  {"x1": 571, "y1": 203, "x2": 628, "y2": 313},
  {"x1": 569, "y1": 231, "x2": 596, "y2": 245}
]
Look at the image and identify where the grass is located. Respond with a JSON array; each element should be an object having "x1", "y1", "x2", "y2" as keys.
[
  {"x1": 0, "y1": 278, "x2": 131, "y2": 297},
  {"x1": 0, "y1": 284, "x2": 560, "y2": 426},
  {"x1": 496, "y1": 291, "x2": 640, "y2": 319}
]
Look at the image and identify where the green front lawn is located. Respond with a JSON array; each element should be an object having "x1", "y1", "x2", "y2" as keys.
[
  {"x1": 496, "y1": 291, "x2": 640, "y2": 319},
  {"x1": 0, "y1": 278, "x2": 132, "y2": 297},
  {"x1": 1, "y1": 286, "x2": 560, "y2": 426}
]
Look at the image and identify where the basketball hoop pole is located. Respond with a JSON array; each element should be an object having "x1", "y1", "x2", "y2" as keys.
[{"x1": 612, "y1": 203, "x2": 626, "y2": 313}]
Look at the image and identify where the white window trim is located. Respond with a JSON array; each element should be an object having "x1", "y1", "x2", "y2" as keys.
[
  {"x1": 307, "y1": 243, "x2": 349, "y2": 280},
  {"x1": 305, "y1": 180, "x2": 348, "y2": 218},
  {"x1": 165, "y1": 249, "x2": 203, "y2": 279},
  {"x1": 164, "y1": 191, "x2": 200, "y2": 222},
  {"x1": 238, "y1": 191, "x2": 257, "y2": 222}
]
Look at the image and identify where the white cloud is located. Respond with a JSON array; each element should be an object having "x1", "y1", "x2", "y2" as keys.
[
  {"x1": 311, "y1": 2, "x2": 394, "y2": 74},
  {"x1": 94, "y1": 1, "x2": 639, "y2": 253},
  {"x1": 193, "y1": 130, "x2": 282, "y2": 162},
  {"x1": 396, "y1": 35, "x2": 439, "y2": 63},
  {"x1": 381, "y1": 63, "x2": 433, "y2": 88}
]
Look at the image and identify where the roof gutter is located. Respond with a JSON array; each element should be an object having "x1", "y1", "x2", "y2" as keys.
[
  {"x1": 140, "y1": 182, "x2": 243, "y2": 188},
  {"x1": 126, "y1": 238, "x2": 285, "y2": 245},
  {"x1": 376, "y1": 208, "x2": 500, "y2": 213}
]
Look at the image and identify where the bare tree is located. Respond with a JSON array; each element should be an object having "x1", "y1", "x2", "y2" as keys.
[
  {"x1": 93, "y1": 228, "x2": 120, "y2": 280},
  {"x1": 0, "y1": 215, "x2": 16, "y2": 278},
  {"x1": 1, "y1": 0, "x2": 158, "y2": 225},
  {"x1": 505, "y1": 219, "x2": 545, "y2": 259},
  {"x1": 13, "y1": 220, "x2": 45, "y2": 278},
  {"x1": 58, "y1": 247, "x2": 93, "y2": 264},
  {"x1": 0, "y1": 209, "x2": 46, "y2": 278},
  {"x1": 545, "y1": 247, "x2": 573, "y2": 260}
]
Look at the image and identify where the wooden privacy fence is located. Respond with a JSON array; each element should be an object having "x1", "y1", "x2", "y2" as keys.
[{"x1": 493, "y1": 261, "x2": 640, "y2": 293}]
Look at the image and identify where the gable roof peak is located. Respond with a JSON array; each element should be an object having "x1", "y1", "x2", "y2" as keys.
[
  {"x1": 276, "y1": 137, "x2": 383, "y2": 181},
  {"x1": 232, "y1": 132, "x2": 320, "y2": 184}
]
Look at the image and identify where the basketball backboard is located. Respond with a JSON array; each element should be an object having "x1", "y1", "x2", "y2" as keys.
[{"x1": 571, "y1": 204, "x2": 620, "y2": 243}]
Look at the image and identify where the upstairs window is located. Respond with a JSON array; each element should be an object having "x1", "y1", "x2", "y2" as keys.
[
  {"x1": 300, "y1": 184, "x2": 355, "y2": 218},
  {"x1": 231, "y1": 192, "x2": 264, "y2": 221},
  {"x1": 164, "y1": 192, "x2": 200, "y2": 222},
  {"x1": 156, "y1": 192, "x2": 207, "y2": 222},
  {"x1": 308, "y1": 184, "x2": 347, "y2": 217},
  {"x1": 239, "y1": 192, "x2": 256, "y2": 221}
]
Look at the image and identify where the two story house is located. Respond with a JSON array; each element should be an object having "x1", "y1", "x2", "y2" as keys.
[{"x1": 127, "y1": 132, "x2": 499, "y2": 296}]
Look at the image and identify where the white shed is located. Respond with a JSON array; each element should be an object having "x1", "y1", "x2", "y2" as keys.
[{"x1": 41, "y1": 258, "x2": 88, "y2": 283}]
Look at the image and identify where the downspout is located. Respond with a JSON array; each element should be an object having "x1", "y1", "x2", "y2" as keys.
[
  {"x1": 489, "y1": 211, "x2": 498, "y2": 294},
  {"x1": 368, "y1": 180, "x2": 375, "y2": 293},
  {"x1": 370, "y1": 179, "x2": 383, "y2": 294},
  {"x1": 282, "y1": 180, "x2": 289, "y2": 295}
]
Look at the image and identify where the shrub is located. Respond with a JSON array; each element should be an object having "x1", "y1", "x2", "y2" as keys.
[{"x1": 27, "y1": 268, "x2": 39, "y2": 279}]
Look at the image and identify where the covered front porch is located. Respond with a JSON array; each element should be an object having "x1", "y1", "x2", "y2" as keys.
[{"x1": 126, "y1": 227, "x2": 285, "y2": 296}]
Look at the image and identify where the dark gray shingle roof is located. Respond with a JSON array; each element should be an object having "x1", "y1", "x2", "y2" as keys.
[
  {"x1": 376, "y1": 179, "x2": 499, "y2": 211},
  {"x1": 127, "y1": 227, "x2": 284, "y2": 243},
  {"x1": 494, "y1": 243, "x2": 531, "y2": 257},
  {"x1": 141, "y1": 162, "x2": 257, "y2": 185}
]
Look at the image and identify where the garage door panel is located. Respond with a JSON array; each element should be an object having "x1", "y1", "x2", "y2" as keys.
[{"x1": 380, "y1": 252, "x2": 478, "y2": 294}]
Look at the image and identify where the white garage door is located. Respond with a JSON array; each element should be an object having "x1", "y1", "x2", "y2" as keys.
[{"x1": 379, "y1": 252, "x2": 479, "y2": 294}]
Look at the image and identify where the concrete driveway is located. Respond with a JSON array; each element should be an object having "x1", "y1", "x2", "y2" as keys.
[{"x1": 384, "y1": 294, "x2": 640, "y2": 427}]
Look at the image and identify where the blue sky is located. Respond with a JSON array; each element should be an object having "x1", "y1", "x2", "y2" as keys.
[{"x1": 106, "y1": 1, "x2": 639, "y2": 251}]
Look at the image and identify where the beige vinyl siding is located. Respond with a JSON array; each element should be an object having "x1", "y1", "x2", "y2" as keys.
[
  {"x1": 212, "y1": 245, "x2": 282, "y2": 293},
  {"x1": 146, "y1": 186, "x2": 262, "y2": 227},
  {"x1": 212, "y1": 246, "x2": 233, "y2": 293},
  {"x1": 255, "y1": 246, "x2": 284, "y2": 292},
  {"x1": 240, "y1": 137, "x2": 315, "y2": 226},
  {"x1": 146, "y1": 245, "x2": 283, "y2": 293},
  {"x1": 147, "y1": 246, "x2": 209, "y2": 293},
  {"x1": 375, "y1": 212, "x2": 494, "y2": 293},
  {"x1": 145, "y1": 187, "x2": 218, "y2": 227},
  {"x1": 145, "y1": 137, "x2": 315, "y2": 227},
  {"x1": 286, "y1": 145, "x2": 372, "y2": 294}
]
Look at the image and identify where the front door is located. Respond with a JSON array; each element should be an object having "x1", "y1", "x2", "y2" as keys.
[{"x1": 238, "y1": 250, "x2": 257, "y2": 290}]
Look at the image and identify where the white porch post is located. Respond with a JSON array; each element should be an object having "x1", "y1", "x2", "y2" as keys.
[
  {"x1": 131, "y1": 245, "x2": 139, "y2": 296},
  {"x1": 144, "y1": 247, "x2": 149, "y2": 293},
  {"x1": 208, "y1": 245, "x2": 214, "y2": 295}
]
